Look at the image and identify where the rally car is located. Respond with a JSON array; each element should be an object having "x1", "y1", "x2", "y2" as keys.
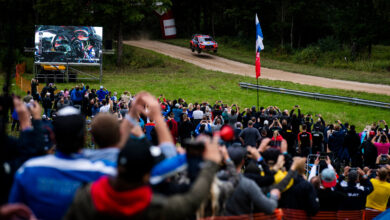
[{"x1": 190, "y1": 34, "x2": 218, "y2": 54}]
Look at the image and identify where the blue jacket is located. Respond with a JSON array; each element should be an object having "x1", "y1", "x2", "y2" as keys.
[
  {"x1": 70, "y1": 87, "x2": 85, "y2": 102},
  {"x1": 96, "y1": 89, "x2": 109, "y2": 101},
  {"x1": 8, "y1": 152, "x2": 116, "y2": 220},
  {"x1": 172, "y1": 108, "x2": 182, "y2": 123}
]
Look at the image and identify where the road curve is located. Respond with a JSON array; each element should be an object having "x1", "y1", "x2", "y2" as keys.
[{"x1": 124, "y1": 40, "x2": 390, "y2": 96}]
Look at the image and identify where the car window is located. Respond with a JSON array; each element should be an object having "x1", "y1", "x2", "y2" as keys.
[{"x1": 199, "y1": 37, "x2": 213, "y2": 42}]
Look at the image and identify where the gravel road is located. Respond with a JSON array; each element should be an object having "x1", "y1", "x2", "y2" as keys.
[{"x1": 124, "y1": 40, "x2": 390, "y2": 96}]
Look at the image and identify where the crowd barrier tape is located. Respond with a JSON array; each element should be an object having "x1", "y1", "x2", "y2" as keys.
[
  {"x1": 199, "y1": 208, "x2": 382, "y2": 220},
  {"x1": 239, "y1": 82, "x2": 390, "y2": 109}
]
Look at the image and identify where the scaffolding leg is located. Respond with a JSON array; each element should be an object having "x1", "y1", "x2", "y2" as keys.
[
  {"x1": 66, "y1": 63, "x2": 69, "y2": 83},
  {"x1": 99, "y1": 53, "x2": 103, "y2": 85}
]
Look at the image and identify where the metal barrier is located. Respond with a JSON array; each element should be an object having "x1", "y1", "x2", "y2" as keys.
[{"x1": 239, "y1": 82, "x2": 390, "y2": 109}]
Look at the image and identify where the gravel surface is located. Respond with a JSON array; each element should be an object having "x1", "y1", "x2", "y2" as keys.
[{"x1": 124, "y1": 40, "x2": 390, "y2": 96}]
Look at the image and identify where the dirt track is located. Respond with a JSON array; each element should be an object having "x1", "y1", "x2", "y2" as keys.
[{"x1": 124, "y1": 40, "x2": 390, "y2": 96}]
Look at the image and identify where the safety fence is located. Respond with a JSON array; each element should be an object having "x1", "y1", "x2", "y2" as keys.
[
  {"x1": 239, "y1": 82, "x2": 390, "y2": 109},
  {"x1": 200, "y1": 208, "x2": 383, "y2": 220}
]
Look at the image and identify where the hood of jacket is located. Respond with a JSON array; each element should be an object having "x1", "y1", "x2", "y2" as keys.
[{"x1": 91, "y1": 177, "x2": 152, "y2": 217}]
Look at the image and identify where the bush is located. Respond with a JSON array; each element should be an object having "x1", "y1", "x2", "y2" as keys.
[
  {"x1": 317, "y1": 36, "x2": 340, "y2": 52},
  {"x1": 293, "y1": 46, "x2": 321, "y2": 64}
]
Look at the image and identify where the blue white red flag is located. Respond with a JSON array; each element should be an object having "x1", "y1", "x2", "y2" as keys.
[{"x1": 256, "y1": 14, "x2": 264, "y2": 78}]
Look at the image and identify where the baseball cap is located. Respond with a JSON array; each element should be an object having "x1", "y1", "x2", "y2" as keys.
[
  {"x1": 227, "y1": 145, "x2": 246, "y2": 166},
  {"x1": 52, "y1": 106, "x2": 84, "y2": 154},
  {"x1": 100, "y1": 85, "x2": 103, "y2": 89},
  {"x1": 264, "y1": 120, "x2": 269, "y2": 125},
  {"x1": 321, "y1": 168, "x2": 337, "y2": 188},
  {"x1": 117, "y1": 137, "x2": 163, "y2": 181}
]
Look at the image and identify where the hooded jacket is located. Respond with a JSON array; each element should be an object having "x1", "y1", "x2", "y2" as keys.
[{"x1": 64, "y1": 161, "x2": 219, "y2": 220}]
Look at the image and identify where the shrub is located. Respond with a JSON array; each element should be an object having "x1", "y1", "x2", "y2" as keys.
[
  {"x1": 293, "y1": 46, "x2": 321, "y2": 64},
  {"x1": 317, "y1": 36, "x2": 340, "y2": 52}
]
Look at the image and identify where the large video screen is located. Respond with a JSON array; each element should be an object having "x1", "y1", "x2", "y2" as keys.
[{"x1": 34, "y1": 25, "x2": 103, "y2": 64}]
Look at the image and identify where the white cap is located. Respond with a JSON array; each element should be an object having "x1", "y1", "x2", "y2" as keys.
[
  {"x1": 100, "y1": 85, "x2": 103, "y2": 89},
  {"x1": 57, "y1": 106, "x2": 80, "y2": 116},
  {"x1": 264, "y1": 120, "x2": 269, "y2": 125}
]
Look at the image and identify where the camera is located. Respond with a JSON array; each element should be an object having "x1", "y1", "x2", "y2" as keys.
[{"x1": 380, "y1": 154, "x2": 389, "y2": 164}]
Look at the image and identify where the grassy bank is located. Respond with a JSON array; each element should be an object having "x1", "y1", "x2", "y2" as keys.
[
  {"x1": 15, "y1": 45, "x2": 390, "y2": 130},
  {"x1": 161, "y1": 38, "x2": 390, "y2": 85}
]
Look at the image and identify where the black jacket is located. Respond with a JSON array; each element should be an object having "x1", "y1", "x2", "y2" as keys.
[
  {"x1": 317, "y1": 187, "x2": 345, "y2": 211},
  {"x1": 279, "y1": 175, "x2": 319, "y2": 216},
  {"x1": 336, "y1": 176, "x2": 373, "y2": 210}
]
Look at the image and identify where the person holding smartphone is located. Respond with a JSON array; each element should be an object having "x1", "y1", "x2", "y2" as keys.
[{"x1": 371, "y1": 130, "x2": 390, "y2": 156}]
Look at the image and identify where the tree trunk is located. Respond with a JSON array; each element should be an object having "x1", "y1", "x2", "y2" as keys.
[
  {"x1": 280, "y1": 0, "x2": 285, "y2": 47},
  {"x1": 368, "y1": 41, "x2": 372, "y2": 59},
  {"x1": 211, "y1": 12, "x2": 215, "y2": 37},
  {"x1": 116, "y1": 21, "x2": 123, "y2": 67},
  {"x1": 290, "y1": 16, "x2": 294, "y2": 48}
]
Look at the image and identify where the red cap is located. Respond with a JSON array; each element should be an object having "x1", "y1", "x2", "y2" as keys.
[{"x1": 219, "y1": 125, "x2": 234, "y2": 142}]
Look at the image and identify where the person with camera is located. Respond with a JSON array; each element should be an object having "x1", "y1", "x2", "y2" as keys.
[
  {"x1": 96, "y1": 86, "x2": 109, "y2": 102},
  {"x1": 64, "y1": 92, "x2": 223, "y2": 220},
  {"x1": 8, "y1": 106, "x2": 116, "y2": 220},
  {"x1": 371, "y1": 130, "x2": 390, "y2": 156},
  {"x1": 223, "y1": 146, "x2": 280, "y2": 216},
  {"x1": 289, "y1": 105, "x2": 303, "y2": 136},
  {"x1": 336, "y1": 166, "x2": 373, "y2": 210},
  {"x1": 195, "y1": 116, "x2": 212, "y2": 136},
  {"x1": 211, "y1": 115, "x2": 224, "y2": 132}
]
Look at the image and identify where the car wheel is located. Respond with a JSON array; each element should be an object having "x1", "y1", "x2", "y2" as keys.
[
  {"x1": 213, "y1": 50, "x2": 217, "y2": 53},
  {"x1": 190, "y1": 44, "x2": 194, "y2": 52},
  {"x1": 197, "y1": 48, "x2": 201, "y2": 54}
]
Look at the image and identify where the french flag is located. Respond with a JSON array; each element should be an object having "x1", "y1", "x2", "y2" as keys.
[{"x1": 256, "y1": 14, "x2": 264, "y2": 79}]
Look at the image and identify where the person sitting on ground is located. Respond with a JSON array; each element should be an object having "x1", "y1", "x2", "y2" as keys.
[
  {"x1": 8, "y1": 106, "x2": 116, "y2": 220},
  {"x1": 64, "y1": 92, "x2": 223, "y2": 220}
]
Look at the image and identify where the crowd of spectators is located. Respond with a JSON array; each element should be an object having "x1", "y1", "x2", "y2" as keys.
[{"x1": 0, "y1": 80, "x2": 389, "y2": 220}]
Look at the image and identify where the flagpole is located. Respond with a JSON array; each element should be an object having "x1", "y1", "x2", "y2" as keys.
[{"x1": 257, "y1": 75, "x2": 259, "y2": 111}]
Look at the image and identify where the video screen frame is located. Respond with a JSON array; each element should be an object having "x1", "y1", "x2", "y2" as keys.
[{"x1": 34, "y1": 25, "x2": 103, "y2": 65}]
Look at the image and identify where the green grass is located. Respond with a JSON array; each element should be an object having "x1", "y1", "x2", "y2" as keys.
[
  {"x1": 161, "y1": 38, "x2": 390, "y2": 85},
  {"x1": 15, "y1": 45, "x2": 390, "y2": 131}
]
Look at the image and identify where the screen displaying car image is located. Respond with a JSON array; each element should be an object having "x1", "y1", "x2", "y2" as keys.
[{"x1": 34, "y1": 25, "x2": 103, "y2": 64}]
